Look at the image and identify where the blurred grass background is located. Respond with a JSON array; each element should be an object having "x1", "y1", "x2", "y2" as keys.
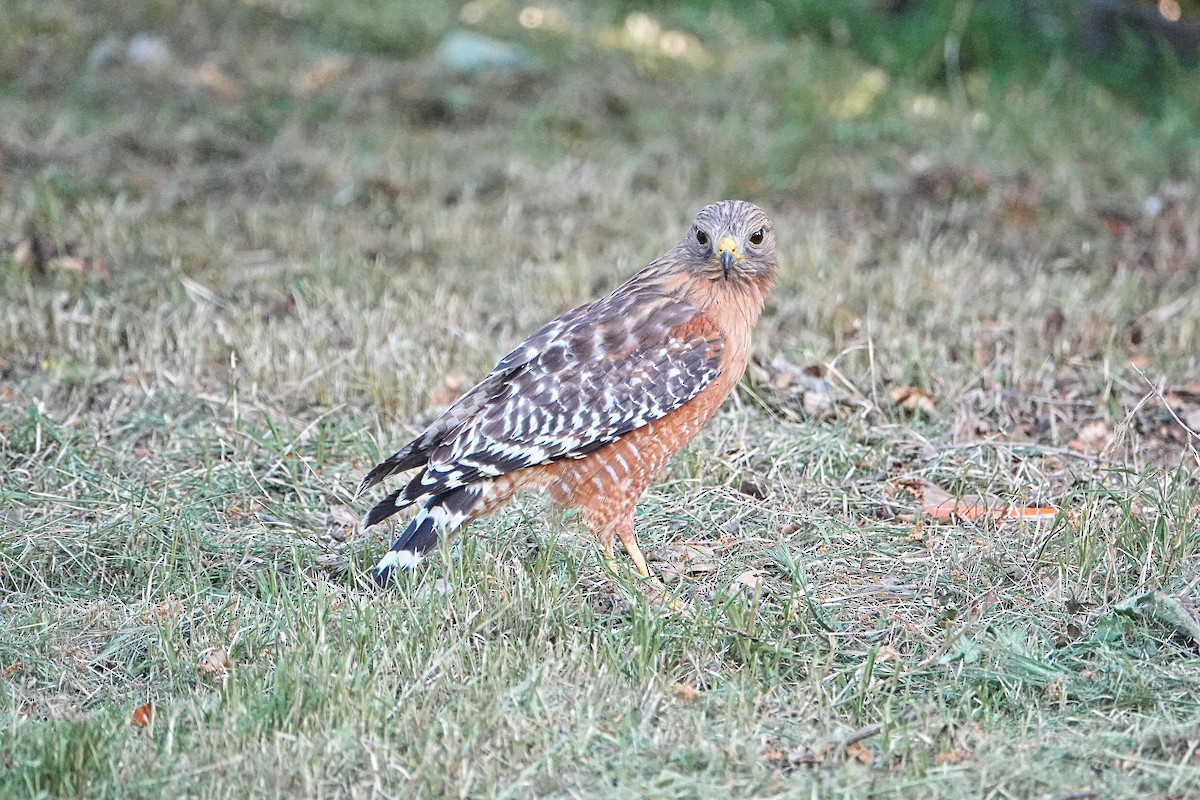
[{"x1": 2, "y1": 1, "x2": 1199, "y2": 797}]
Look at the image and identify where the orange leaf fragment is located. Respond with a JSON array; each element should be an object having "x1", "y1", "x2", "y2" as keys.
[
  {"x1": 54, "y1": 255, "x2": 110, "y2": 280},
  {"x1": 1004, "y1": 506, "x2": 1062, "y2": 520},
  {"x1": 131, "y1": 703, "x2": 153, "y2": 727},
  {"x1": 192, "y1": 62, "x2": 242, "y2": 101},
  {"x1": 1125, "y1": 354, "x2": 1152, "y2": 369},
  {"x1": 935, "y1": 747, "x2": 971, "y2": 765},
  {"x1": 889, "y1": 386, "x2": 935, "y2": 415},
  {"x1": 1100, "y1": 210, "x2": 1134, "y2": 237},
  {"x1": 669, "y1": 682, "x2": 701, "y2": 704},
  {"x1": 845, "y1": 740, "x2": 875, "y2": 765},
  {"x1": 293, "y1": 55, "x2": 351, "y2": 96},
  {"x1": 927, "y1": 497, "x2": 1060, "y2": 521},
  {"x1": 902, "y1": 478, "x2": 1061, "y2": 522},
  {"x1": 788, "y1": 746, "x2": 821, "y2": 767}
]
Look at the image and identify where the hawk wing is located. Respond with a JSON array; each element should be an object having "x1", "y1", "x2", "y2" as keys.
[{"x1": 359, "y1": 286, "x2": 723, "y2": 516}]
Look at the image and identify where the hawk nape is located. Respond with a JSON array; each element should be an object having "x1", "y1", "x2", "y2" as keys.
[{"x1": 358, "y1": 200, "x2": 777, "y2": 589}]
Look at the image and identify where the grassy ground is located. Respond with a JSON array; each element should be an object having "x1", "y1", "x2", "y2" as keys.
[{"x1": 3, "y1": 1, "x2": 1200, "y2": 797}]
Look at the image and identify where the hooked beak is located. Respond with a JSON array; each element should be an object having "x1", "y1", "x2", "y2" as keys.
[{"x1": 716, "y1": 235, "x2": 737, "y2": 278}]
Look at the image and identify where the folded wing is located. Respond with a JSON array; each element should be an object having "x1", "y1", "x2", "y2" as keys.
[{"x1": 359, "y1": 287, "x2": 723, "y2": 525}]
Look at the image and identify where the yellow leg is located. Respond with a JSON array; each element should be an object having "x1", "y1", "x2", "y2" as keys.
[
  {"x1": 594, "y1": 516, "x2": 651, "y2": 578},
  {"x1": 593, "y1": 518, "x2": 688, "y2": 613},
  {"x1": 616, "y1": 528, "x2": 652, "y2": 578},
  {"x1": 600, "y1": 542, "x2": 622, "y2": 577},
  {"x1": 614, "y1": 526, "x2": 689, "y2": 613}
]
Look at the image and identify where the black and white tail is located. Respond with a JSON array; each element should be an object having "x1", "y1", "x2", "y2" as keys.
[{"x1": 368, "y1": 484, "x2": 484, "y2": 585}]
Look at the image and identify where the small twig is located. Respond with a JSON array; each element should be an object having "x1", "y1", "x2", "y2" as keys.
[
  {"x1": 843, "y1": 722, "x2": 883, "y2": 747},
  {"x1": 709, "y1": 620, "x2": 763, "y2": 641},
  {"x1": 842, "y1": 705, "x2": 916, "y2": 748}
]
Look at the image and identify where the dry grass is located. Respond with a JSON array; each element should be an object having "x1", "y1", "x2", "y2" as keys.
[{"x1": 2, "y1": 1, "x2": 1200, "y2": 797}]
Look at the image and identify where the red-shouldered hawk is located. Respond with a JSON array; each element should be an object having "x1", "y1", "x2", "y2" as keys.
[{"x1": 358, "y1": 200, "x2": 777, "y2": 586}]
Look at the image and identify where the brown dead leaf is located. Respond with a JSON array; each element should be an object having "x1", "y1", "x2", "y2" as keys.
[
  {"x1": 845, "y1": 740, "x2": 875, "y2": 765},
  {"x1": 192, "y1": 62, "x2": 241, "y2": 101},
  {"x1": 53, "y1": 255, "x2": 109, "y2": 280},
  {"x1": 269, "y1": 291, "x2": 296, "y2": 319},
  {"x1": 788, "y1": 746, "x2": 821, "y2": 767},
  {"x1": 1, "y1": 661, "x2": 21, "y2": 678},
  {"x1": 1044, "y1": 307, "x2": 1065, "y2": 343},
  {"x1": 328, "y1": 504, "x2": 359, "y2": 528},
  {"x1": 131, "y1": 703, "x2": 153, "y2": 727},
  {"x1": 657, "y1": 544, "x2": 717, "y2": 568},
  {"x1": 198, "y1": 648, "x2": 229, "y2": 676},
  {"x1": 970, "y1": 168, "x2": 991, "y2": 193},
  {"x1": 12, "y1": 232, "x2": 56, "y2": 272},
  {"x1": 733, "y1": 570, "x2": 762, "y2": 592},
  {"x1": 935, "y1": 748, "x2": 971, "y2": 765},
  {"x1": 1069, "y1": 420, "x2": 1112, "y2": 455},
  {"x1": 802, "y1": 387, "x2": 832, "y2": 417},
  {"x1": 875, "y1": 645, "x2": 902, "y2": 662},
  {"x1": 755, "y1": 354, "x2": 839, "y2": 419},
  {"x1": 1125, "y1": 354, "x2": 1152, "y2": 369},
  {"x1": 153, "y1": 600, "x2": 182, "y2": 621},
  {"x1": 659, "y1": 557, "x2": 717, "y2": 584},
  {"x1": 668, "y1": 682, "x2": 701, "y2": 703},
  {"x1": 833, "y1": 304, "x2": 862, "y2": 339},
  {"x1": 1099, "y1": 209, "x2": 1135, "y2": 237},
  {"x1": 737, "y1": 476, "x2": 768, "y2": 499},
  {"x1": 890, "y1": 386, "x2": 935, "y2": 415},
  {"x1": 1005, "y1": 172, "x2": 1040, "y2": 228},
  {"x1": 293, "y1": 55, "x2": 351, "y2": 96}
]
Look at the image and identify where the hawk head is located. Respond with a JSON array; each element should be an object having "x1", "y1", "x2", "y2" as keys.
[{"x1": 684, "y1": 200, "x2": 776, "y2": 286}]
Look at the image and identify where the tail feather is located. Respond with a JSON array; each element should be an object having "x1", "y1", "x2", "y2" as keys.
[
  {"x1": 360, "y1": 463, "x2": 482, "y2": 533},
  {"x1": 356, "y1": 442, "x2": 430, "y2": 499},
  {"x1": 369, "y1": 484, "x2": 485, "y2": 586},
  {"x1": 361, "y1": 488, "x2": 406, "y2": 531}
]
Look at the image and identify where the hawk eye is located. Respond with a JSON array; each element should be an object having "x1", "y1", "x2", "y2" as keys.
[
  {"x1": 695, "y1": 229, "x2": 709, "y2": 247},
  {"x1": 749, "y1": 228, "x2": 765, "y2": 246}
]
